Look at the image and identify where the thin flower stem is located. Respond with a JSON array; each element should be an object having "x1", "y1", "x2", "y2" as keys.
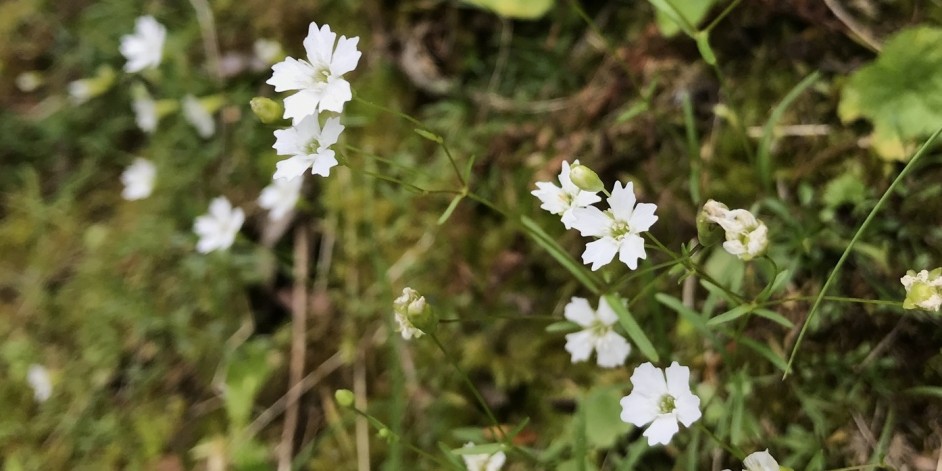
[
  {"x1": 760, "y1": 296, "x2": 901, "y2": 308},
  {"x1": 784, "y1": 127, "x2": 942, "y2": 379},
  {"x1": 646, "y1": 233, "x2": 746, "y2": 304},
  {"x1": 342, "y1": 144, "x2": 425, "y2": 176},
  {"x1": 440, "y1": 140, "x2": 467, "y2": 187},
  {"x1": 428, "y1": 333, "x2": 507, "y2": 443},
  {"x1": 346, "y1": 406, "x2": 461, "y2": 470},
  {"x1": 352, "y1": 94, "x2": 425, "y2": 128},
  {"x1": 704, "y1": 0, "x2": 744, "y2": 33},
  {"x1": 346, "y1": 165, "x2": 461, "y2": 195},
  {"x1": 438, "y1": 314, "x2": 559, "y2": 323},
  {"x1": 694, "y1": 422, "x2": 744, "y2": 460}
]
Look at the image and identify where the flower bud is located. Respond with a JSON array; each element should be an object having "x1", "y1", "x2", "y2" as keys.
[
  {"x1": 695, "y1": 208, "x2": 724, "y2": 247},
  {"x1": 334, "y1": 389, "x2": 355, "y2": 407},
  {"x1": 250, "y1": 97, "x2": 283, "y2": 124},
  {"x1": 568, "y1": 163, "x2": 605, "y2": 193},
  {"x1": 393, "y1": 287, "x2": 437, "y2": 339}
]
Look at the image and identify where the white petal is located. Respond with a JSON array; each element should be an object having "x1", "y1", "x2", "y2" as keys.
[
  {"x1": 558, "y1": 160, "x2": 578, "y2": 193},
  {"x1": 309, "y1": 151, "x2": 338, "y2": 177},
  {"x1": 318, "y1": 77, "x2": 352, "y2": 113},
  {"x1": 608, "y1": 181, "x2": 637, "y2": 222},
  {"x1": 268, "y1": 57, "x2": 318, "y2": 92},
  {"x1": 563, "y1": 297, "x2": 596, "y2": 326},
  {"x1": 628, "y1": 202, "x2": 658, "y2": 233},
  {"x1": 564, "y1": 330, "x2": 595, "y2": 363},
  {"x1": 27, "y1": 364, "x2": 52, "y2": 402},
  {"x1": 318, "y1": 117, "x2": 345, "y2": 147},
  {"x1": 617, "y1": 234, "x2": 646, "y2": 270},
  {"x1": 595, "y1": 296, "x2": 619, "y2": 326},
  {"x1": 283, "y1": 89, "x2": 324, "y2": 123},
  {"x1": 303, "y1": 23, "x2": 336, "y2": 70},
  {"x1": 673, "y1": 392, "x2": 702, "y2": 427},
  {"x1": 330, "y1": 35, "x2": 362, "y2": 76},
  {"x1": 274, "y1": 155, "x2": 315, "y2": 180},
  {"x1": 582, "y1": 237, "x2": 618, "y2": 271},
  {"x1": 531, "y1": 182, "x2": 567, "y2": 214},
  {"x1": 743, "y1": 450, "x2": 779, "y2": 471},
  {"x1": 665, "y1": 362, "x2": 691, "y2": 396},
  {"x1": 209, "y1": 196, "x2": 232, "y2": 218},
  {"x1": 560, "y1": 207, "x2": 578, "y2": 229},
  {"x1": 571, "y1": 206, "x2": 611, "y2": 237},
  {"x1": 630, "y1": 362, "x2": 668, "y2": 398},
  {"x1": 619, "y1": 392, "x2": 659, "y2": 426},
  {"x1": 572, "y1": 190, "x2": 602, "y2": 208},
  {"x1": 643, "y1": 414, "x2": 680, "y2": 446},
  {"x1": 594, "y1": 331, "x2": 630, "y2": 367}
]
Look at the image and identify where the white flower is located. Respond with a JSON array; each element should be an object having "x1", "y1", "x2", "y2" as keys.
[
  {"x1": 121, "y1": 158, "x2": 157, "y2": 200},
  {"x1": 258, "y1": 176, "x2": 303, "y2": 221},
  {"x1": 254, "y1": 38, "x2": 283, "y2": 65},
  {"x1": 193, "y1": 197, "x2": 245, "y2": 253},
  {"x1": 461, "y1": 442, "x2": 506, "y2": 471},
  {"x1": 531, "y1": 160, "x2": 602, "y2": 229},
  {"x1": 133, "y1": 91, "x2": 158, "y2": 133},
  {"x1": 27, "y1": 364, "x2": 52, "y2": 403},
  {"x1": 702, "y1": 200, "x2": 768, "y2": 261},
  {"x1": 272, "y1": 115, "x2": 343, "y2": 180},
  {"x1": 68, "y1": 79, "x2": 94, "y2": 104},
  {"x1": 120, "y1": 16, "x2": 166, "y2": 73},
  {"x1": 619, "y1": 361, "x2": 702, "y2": 446},
  {"x1": 723, "y1": 449, "x2": 781, "y2": 471},
  {"x1": 570, "y1": 181, "x2": 658, "y2": 271},
  {"x1": 393, "y1": 287, "x2": 431, "y2": 340},
  {"x1": 901, "y1": 268, "x2": 942, "y2": 311},
  {"x1": 563, "y1": 297, "x2": 631, "y2": 368},
  {"x1": 183, "y1": 95, "x2": 216, "y2": 138},
  {"x1": 267, "y1": 22, "x2": 361, "y2": 123}
]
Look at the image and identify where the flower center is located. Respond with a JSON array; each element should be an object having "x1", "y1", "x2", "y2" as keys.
[
  {"x1": 609, "y1": 216, "x2": 631, "y2": 240},
  {"x1": 304, "y1": 138, "x2": 322, "y2": 155},
  {"x1": 590, "y1": 321, "x2": 611, "y2": 337},
  {"x1": 658, "y1": 394, "x2": 676, "y2": 414}
]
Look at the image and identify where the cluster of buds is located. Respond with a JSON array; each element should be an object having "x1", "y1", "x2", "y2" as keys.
[
  {"x1": 393, "y1": 287, "x2": 437, "y2": 340},
  {"x1": 698, "y1": 200, "x2": 769, "y2": 261},
  {"x1": 900, "y1": 268, "x2": 942, "y2": 311}
]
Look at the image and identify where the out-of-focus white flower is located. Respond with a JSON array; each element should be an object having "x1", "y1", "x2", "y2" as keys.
[
  {"x1": 121, "y1": 158, "x2": 157, "y2": 201},
  {"x1": 133, "y1": 89, "x2": 158, "y2": 133},
  {"x1": 267, "y1": 22, "x2": 361, "y2": 123},
  {"x1": 120, "y1": 15, "x2": 166, "y2": 73},
  {"x1": 461, "y1": 442, "x2": 506, "y2": 471},
  {"x1": 571, "y1": 181, "x2": 658, "y2": 271},
  {"x1": 531, "y1": 160, "x2": 602, "y2": 229},
  {"x1": 16, "y1": 71, "x2": 44, "y2": 92},
  {"x1": 254, "y1": 38, "x2": 284, "y2": 65},
  {"x1": 68, "y1": 80, "x2": 94, "y2": 104},
  {"x1": 702, "y1": 200, "x2": 768, "y2": 261},
  {"x1": 901, "y1": 268, "x2": 942, "y2": 311},
  {"x1": 563, "y1": 297, "x2": 631, "y2": 368},
  {"x1": 393, "y1": 287, "x2": 435, "y2": 340},
  {"x1": 258, "y1": 176, "x2": 303, "y2": 221},
  {"x1": 27, "y1": 364, "x2": 52, "y2": 403},
  {"x1": 194, "y1": 197, "x2": 244, "y2": 253},
  {"x1": 723, "y1": 449, "x2": 782, "y2": 471},
  {"x1": 272, "y1": 115, "x2": 343, "y2": 180},
  {"x1": 182, "y1": 94, "x2": 216, "y2": 138},
  {"x1": 619, "y1": 361, "x2": 702, "y2": 446},
  {"x1": 67, "y1": 66, "x2": 116, "y2": 105}
]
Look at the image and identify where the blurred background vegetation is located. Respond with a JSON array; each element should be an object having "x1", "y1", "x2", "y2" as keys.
[{"x1": 2, "y1": 0, "x2": 942, "y2": 469}]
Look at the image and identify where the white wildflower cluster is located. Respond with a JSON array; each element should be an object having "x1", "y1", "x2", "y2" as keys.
[
  {"x1": 532, "y1": 161, "x2": 658, "y2": 271},
  {"x1": 900, "y1": 268, "x2": 942, "y2": 311},
  {"x1": 700, "y1": 199, "x2": 768, "y2": 261}
]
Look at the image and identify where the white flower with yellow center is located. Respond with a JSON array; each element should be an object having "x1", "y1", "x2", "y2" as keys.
[
  {"x1": 571, "y1": 181, "x2": 658, "y2": 271},
  {"x1": 193, "y1": 197, "x2": 244, "y2": 253},
  {"x1": 563, "y1": 296, "x2": 631, "y2": 368},
  {"x1": 619, "y1": 361, "x2": 702, "y2": 446},
  {"x1": 267, "y1": 22, "x2": 361, "y2": 123},
  {"x1": 121, "y1": 158, "x2": 156, "y2": 201},
  {"x1": 120, "y1": 16, "x2": 166, "y2": 73},
  {"x1": 531, "y1": 160, "x2": 602, "y2": 229},
  {"x1": 272, "y1": 115, "x2": 344, "y2": 180}
]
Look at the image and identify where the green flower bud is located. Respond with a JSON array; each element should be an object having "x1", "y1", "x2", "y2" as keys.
[
  {"x1": 250, "y1": 97, "x2": 284, "y2": 124},
  {"x1": 568, "y1": 163, "x2": 605, "y2": 193},
  {"x1": 695, "y1": 208, "x2": 724, "y2": 247},
  {"x1": 901, "y1": 268, "x2": 942, "y2": 311},
  {"x1": 334, "y1": 389, "x2": 355, "y2": 407}
]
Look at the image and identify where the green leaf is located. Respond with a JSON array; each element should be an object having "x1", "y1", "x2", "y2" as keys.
[
  {"x1": 413, "y1": 128, "x2": 443, "y2": 144},
  {"x1": 655, "y1": 293, "x2": 709, "y2": 335},
  {"x1": 437, "y1": 195, "x2": 464, "y2": 225},
  {"x1": 756, "y1": 269, "x2": 791, "y2": 302},
  {"x1": 545, "y1": 320, "x2": 579, "y2": 333},
  {"x1": 451, "y1": 443, "x2": 504, "y2": 455},
  {"x1": 582, "y1": 386, "x2": 632, "y2": 449},
  {"x1": 463, "y1": 0, "x2": 554, "y2": 19},
  {"x1": 757, "y1": 71, "x2": 820, "y2": 190},
  {"x1": 520, "y1": 215, "x2": 602, "y2": 294},
  {"x1": 738, "y1": 337, "x2": 788, "y2": 371},
  {"x1": 225, "y1": 338, "x2": 277, "y2": 428},
  {"x1": 603, "y1": 294, "x2": 659, "y2": 362},
  {"x1": 695, "y1": 31, "x2": 716, "y2": 65},
  {"x1": 706, "y1": 304, "x2": 753, "y2": 326},
  {"x1": 648, "y1": 0, "x2": 717, "y2": 37},
  {"x1": 839, "y1": 26, "x2": 942, "y2": 161},
  {"x1": 753, "y1": 308, "x2": 794, "y2": 328}
]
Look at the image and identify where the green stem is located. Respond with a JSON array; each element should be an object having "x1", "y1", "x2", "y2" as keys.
[
  {"x1": 704, "y1": 0, "x2": 744, "y2": 33},
  {"x1": 346, "y1": 405, "x2": 460, "y2": 470},
  {"x1": 784, "y1": 127, "x2": 942, "y2": 379}
]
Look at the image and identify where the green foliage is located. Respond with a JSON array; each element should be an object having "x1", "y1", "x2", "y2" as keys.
[
  {"x1": 839, "y1": 26, "x2": 942, "y2": 160},
  {"x1": 463, "y1": 0, "x2": 555, "y2": 20}
]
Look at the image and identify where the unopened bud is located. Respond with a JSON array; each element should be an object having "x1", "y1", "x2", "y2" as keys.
[
  {"x1": 393, "y1": 287, "x2": 437, "y2": 339},
  {"x1": 568, "y1": 163, "x2": 605, "y2": 193},
  {"x1": 901, "y1": 269, "x2": 942, "y2": 311},
  {"x1": 334, "y1": 389, "x2": 355, "y2": 407},
  {"x1": 250, "y1": 97, "x2": 283, "y2": 124}
]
